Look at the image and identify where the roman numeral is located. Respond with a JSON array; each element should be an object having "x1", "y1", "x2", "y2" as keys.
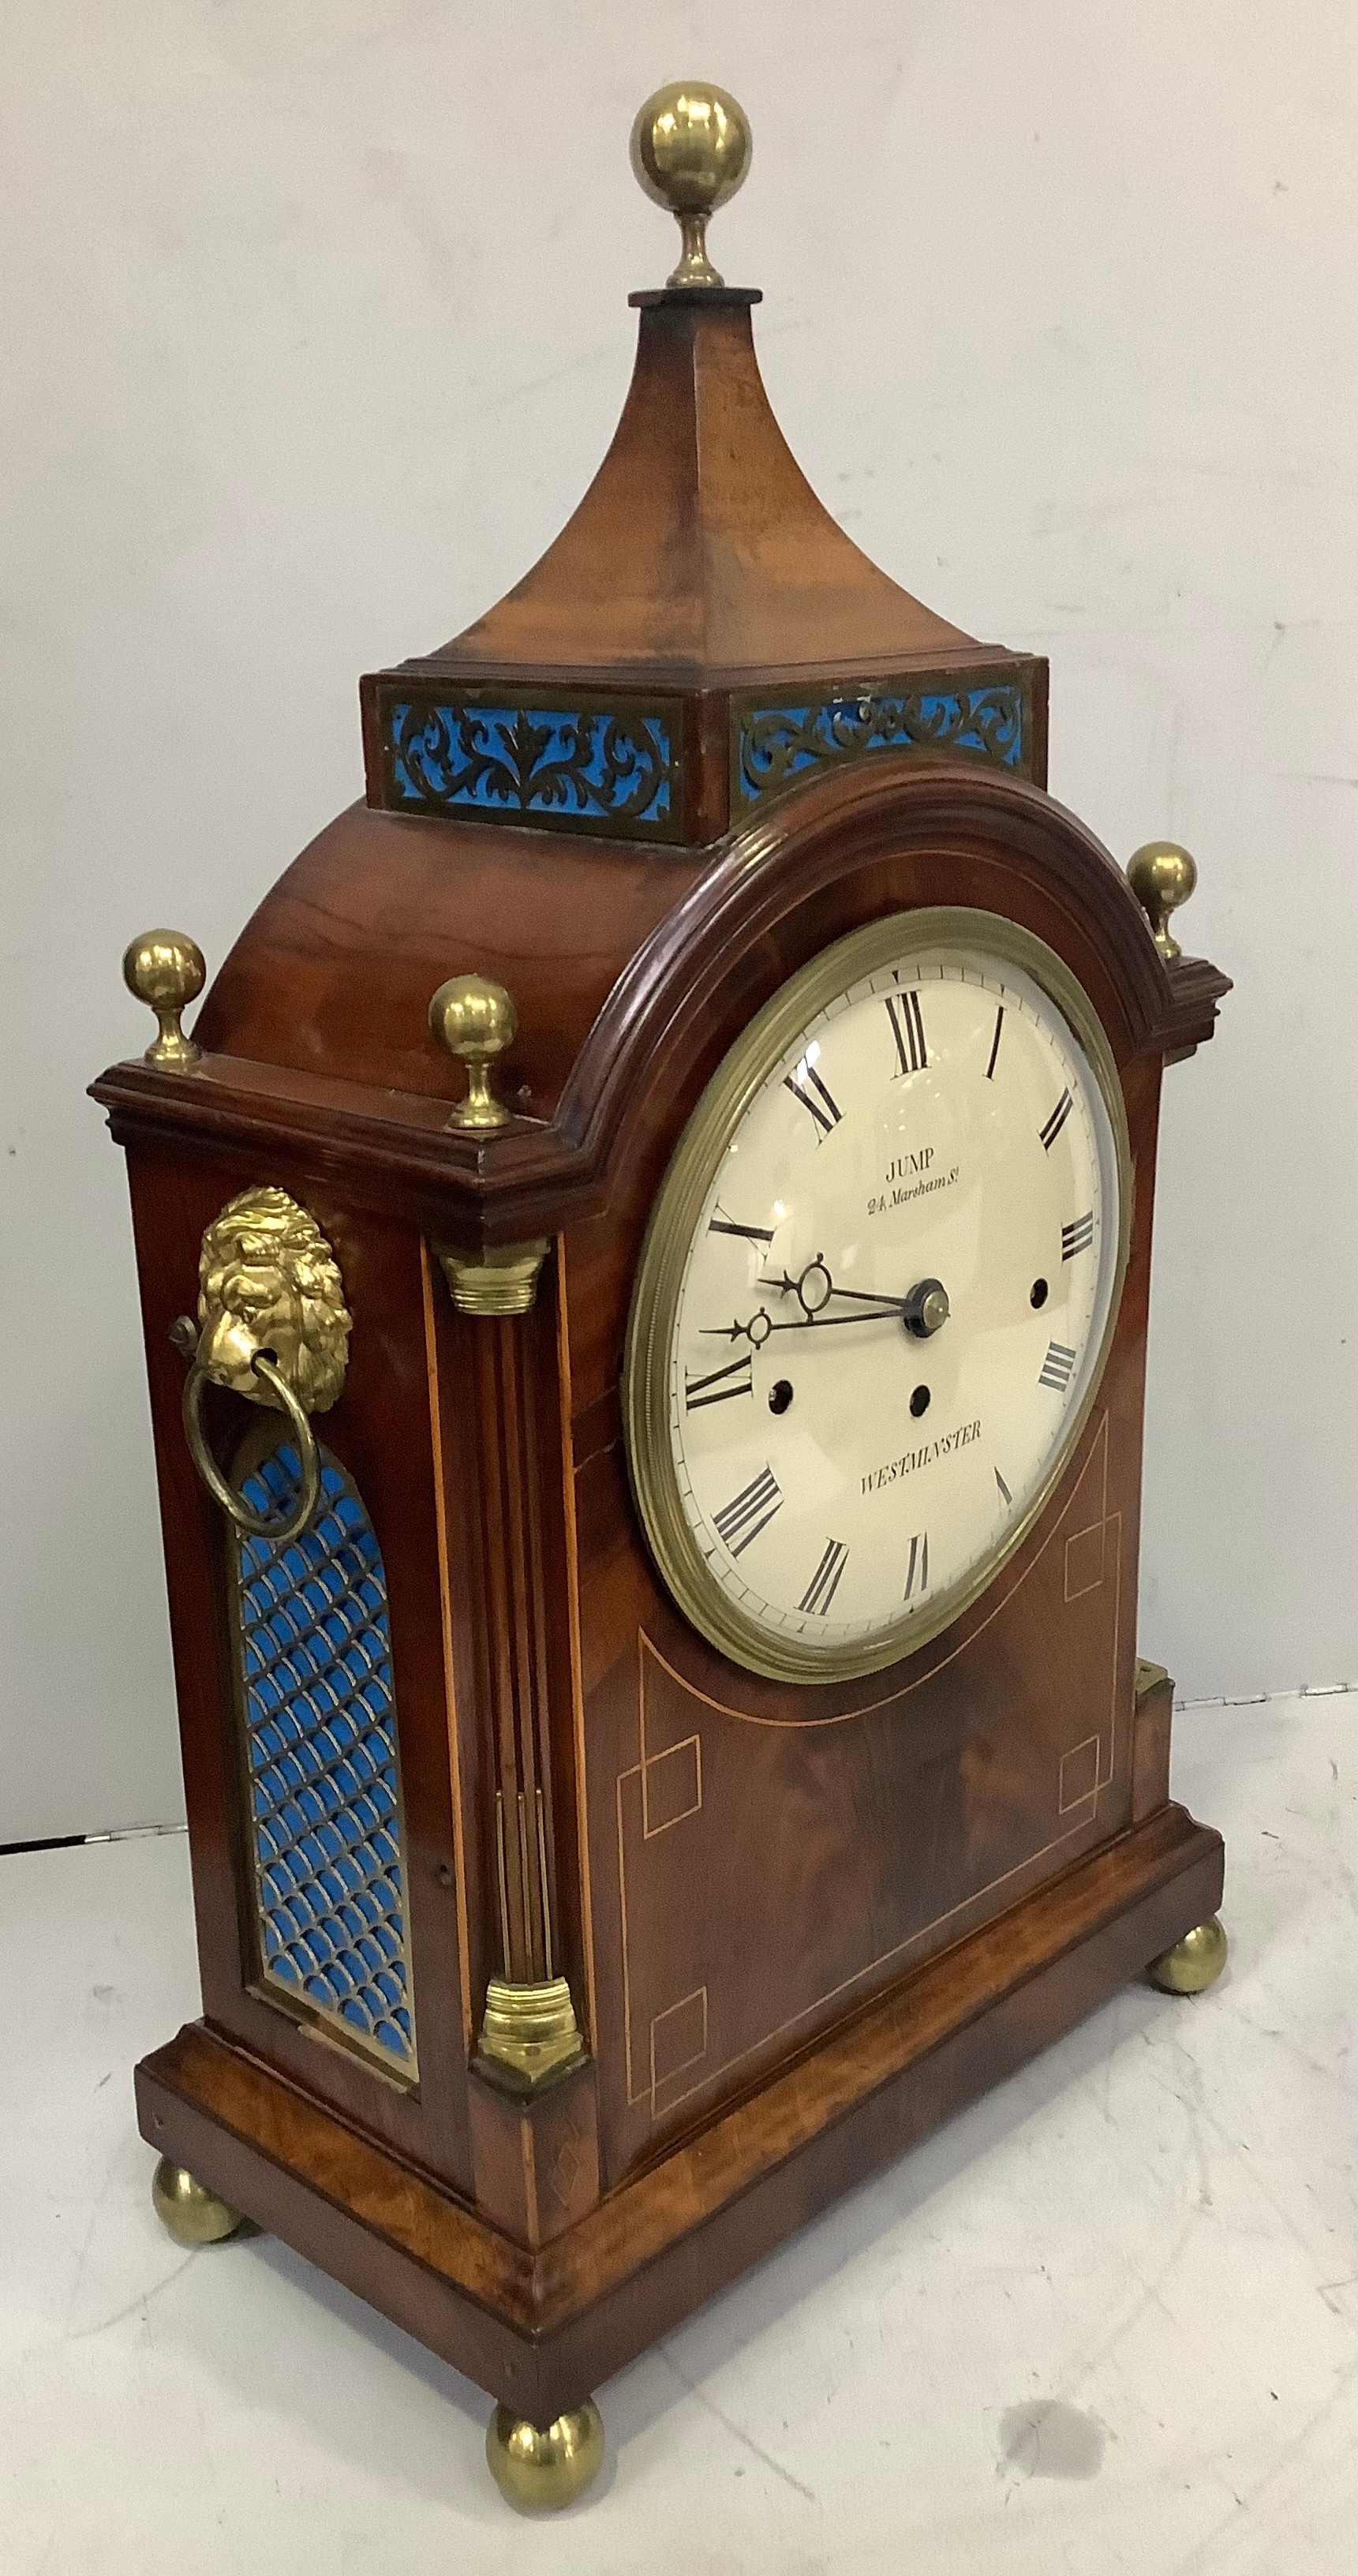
[
  {"x1": 1061, "y1": 1211, "x2": 1095, "y2": 1260},
  {"x1": 783, "y1": 1058, "x2": 841, "y2": 1140},
  {"x1": 985, "y1": 1004, "x2": 1004, "y2": 1080},
  {"x1": 995, "y1": 1466, "x2": 1012, "y2": 1507},
  {"x1": 884, "y1": 988, "x2": 928, "y2": 1076},
  {"x1": 1040, "y1": 1087, "x2": 1074, "y2": 1152},
  {"x1": 708, "y1": 1205, "x2": 775, "y2": 1246},
  {"x1": 713, "y1": 1466, "x2": 783, "y2": 1558},
  {"x1": 903, "y1": 1531, "x2": 930, "y2": 1600},
  {"x1": 799, "y1": 1538, "x2": 848, "y2": 1616},
  {"x1": 684, "y1": 1354, "x2": 754, "y2": 1411},
  {"x1": 1038, "y1": 1340, "x2": 1078, "y2": 1392}
]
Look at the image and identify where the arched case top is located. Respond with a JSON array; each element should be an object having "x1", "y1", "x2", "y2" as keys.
[{"x1": 92, "y1": 758, "x2": 1225, "y2": 1253}]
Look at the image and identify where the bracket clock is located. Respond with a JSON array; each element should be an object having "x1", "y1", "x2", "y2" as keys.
[{"x1": 94, "y1": 85, "x2": 1232, "y2": 2511}]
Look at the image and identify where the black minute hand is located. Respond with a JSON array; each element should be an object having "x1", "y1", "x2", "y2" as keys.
[
  {"x1": 770, "y1": 1307, "x2": 907, "y2": 1329},
  {"x1": 761, "y1": 1272, "x2": 914, "y2": 1315},
  {"x1": 702, "y1": 1303, "x2": 907, "y2": 1347},
  {"x1": 758, "y1": 1260, "x2": 950, "y2": 1339}
]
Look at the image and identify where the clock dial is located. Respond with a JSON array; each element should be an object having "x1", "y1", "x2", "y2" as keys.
[{"x1": 624, "y1": 909, "x2": 1131, "y2": 1684}]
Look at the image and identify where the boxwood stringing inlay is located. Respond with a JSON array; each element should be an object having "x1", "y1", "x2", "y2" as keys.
[{"x1": 234, "y1": 1442, "x2": 417, "y2": 2072}]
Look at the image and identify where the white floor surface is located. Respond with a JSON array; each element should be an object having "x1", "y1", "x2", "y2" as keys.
[{"x1": 1, "y1": 1694, "x2": 1352, "y2": 2575}]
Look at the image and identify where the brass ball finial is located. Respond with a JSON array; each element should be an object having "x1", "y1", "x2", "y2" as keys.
[
  {"x1": 630, "y1": 82, "x2": 752, "y2": 289},
  {"x1": 122, "y1": 928, "x2": 206, "y2": 1069},
  {"x1": 1127, "y1": 842, "x2": 1199, "y2": 964},
  {"x1": 429, "y1": 973, "x2": 518, "y2": 1130}
]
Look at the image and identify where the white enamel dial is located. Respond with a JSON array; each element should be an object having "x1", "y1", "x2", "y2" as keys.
[{"x1": 624, "y1": 911, "x2": 1129, "y2": 1685}]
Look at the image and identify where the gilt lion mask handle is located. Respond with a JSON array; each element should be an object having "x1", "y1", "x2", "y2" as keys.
[{"x1": 175, "y1": 1187, "x2": 352, "y2": 1545}]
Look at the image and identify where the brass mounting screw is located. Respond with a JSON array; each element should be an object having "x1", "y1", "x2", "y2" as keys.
[
  {"x1": 122, "y1": 929, "x2": 206, "y2": 1068},
  {"x1": 429, "y1": 975, "x2": 518, "y2": 1130},
  {"x1": 630, "y1": 82, "x2": 752, "y2": 288},
  {"x1": 1127, "y1": 841, "x2": 1198, "y2": 964}
]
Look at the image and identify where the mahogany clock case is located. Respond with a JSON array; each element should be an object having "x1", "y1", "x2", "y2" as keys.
[
  {"x1": 95, "y1": 751, "x2": 1227, "y2": 2425},
  {"x1": 92, "y1": 81, "x2": 1229, "y2": 2456}
]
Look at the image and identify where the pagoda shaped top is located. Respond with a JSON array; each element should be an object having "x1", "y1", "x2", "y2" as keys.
[{"x1": 361, "y1": 84, "x2": 1046, "y2": 848}]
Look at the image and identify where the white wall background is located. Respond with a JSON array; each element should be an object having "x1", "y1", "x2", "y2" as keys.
[{"x1": 2, "y1": 0, "x2": 1353, "y2": 1841}]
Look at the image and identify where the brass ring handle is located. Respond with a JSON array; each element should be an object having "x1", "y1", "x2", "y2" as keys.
[{"x1": 182, "y1": 1352, "x2": 322, "y2": 1544}]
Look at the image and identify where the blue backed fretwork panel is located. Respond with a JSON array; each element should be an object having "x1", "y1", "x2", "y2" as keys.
[
  {"x1": 234, "y1": 1442, "x2": 416, "y2": 2074},
  {"x1": 388, "y1": 698, "x2": 674, "y2": 832},
  {"x1": 734, "y1": 679, "x2": 1028, "y2": 812}
]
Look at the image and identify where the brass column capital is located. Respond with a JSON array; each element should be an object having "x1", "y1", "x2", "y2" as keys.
[{"x1": 436, "y1": 1241, "x2": 551, "y2": 1318}]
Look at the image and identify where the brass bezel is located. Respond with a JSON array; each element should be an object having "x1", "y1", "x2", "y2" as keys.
[{"x1": 623, "y1": 907, "x2": 1133, "y2": 1686}]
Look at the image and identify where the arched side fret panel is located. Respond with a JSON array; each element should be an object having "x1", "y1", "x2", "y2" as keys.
[{"x1": 228, "y1": 1437, "x2": 417, "y2": 2079}]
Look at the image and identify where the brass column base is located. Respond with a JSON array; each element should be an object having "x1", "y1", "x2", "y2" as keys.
[
  {"x1": 1147, "y1": 1915, "x2": 1229, "y2": 1995},
  {"x1": 152, "y1": 2155, "x2": 245, "y2": 2246},
  {"x1": 485, "y1": 2399, "x2": 604, "y2": 2510},
  {"x1": 475, "y1": 1975, "x2": 586, "y2": 2095}
]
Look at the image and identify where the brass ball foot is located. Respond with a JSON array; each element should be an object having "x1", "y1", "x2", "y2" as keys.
[
  {"x1": 1147, "y1": 1915, "x2": 1228, "y2": 1995},
  {"x1": 151, "y1": 2156, "x2": 244, "y2": 2247},
  {"x1": 485, "y1": 2399, "x2": 604, "y2": 2511}
]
